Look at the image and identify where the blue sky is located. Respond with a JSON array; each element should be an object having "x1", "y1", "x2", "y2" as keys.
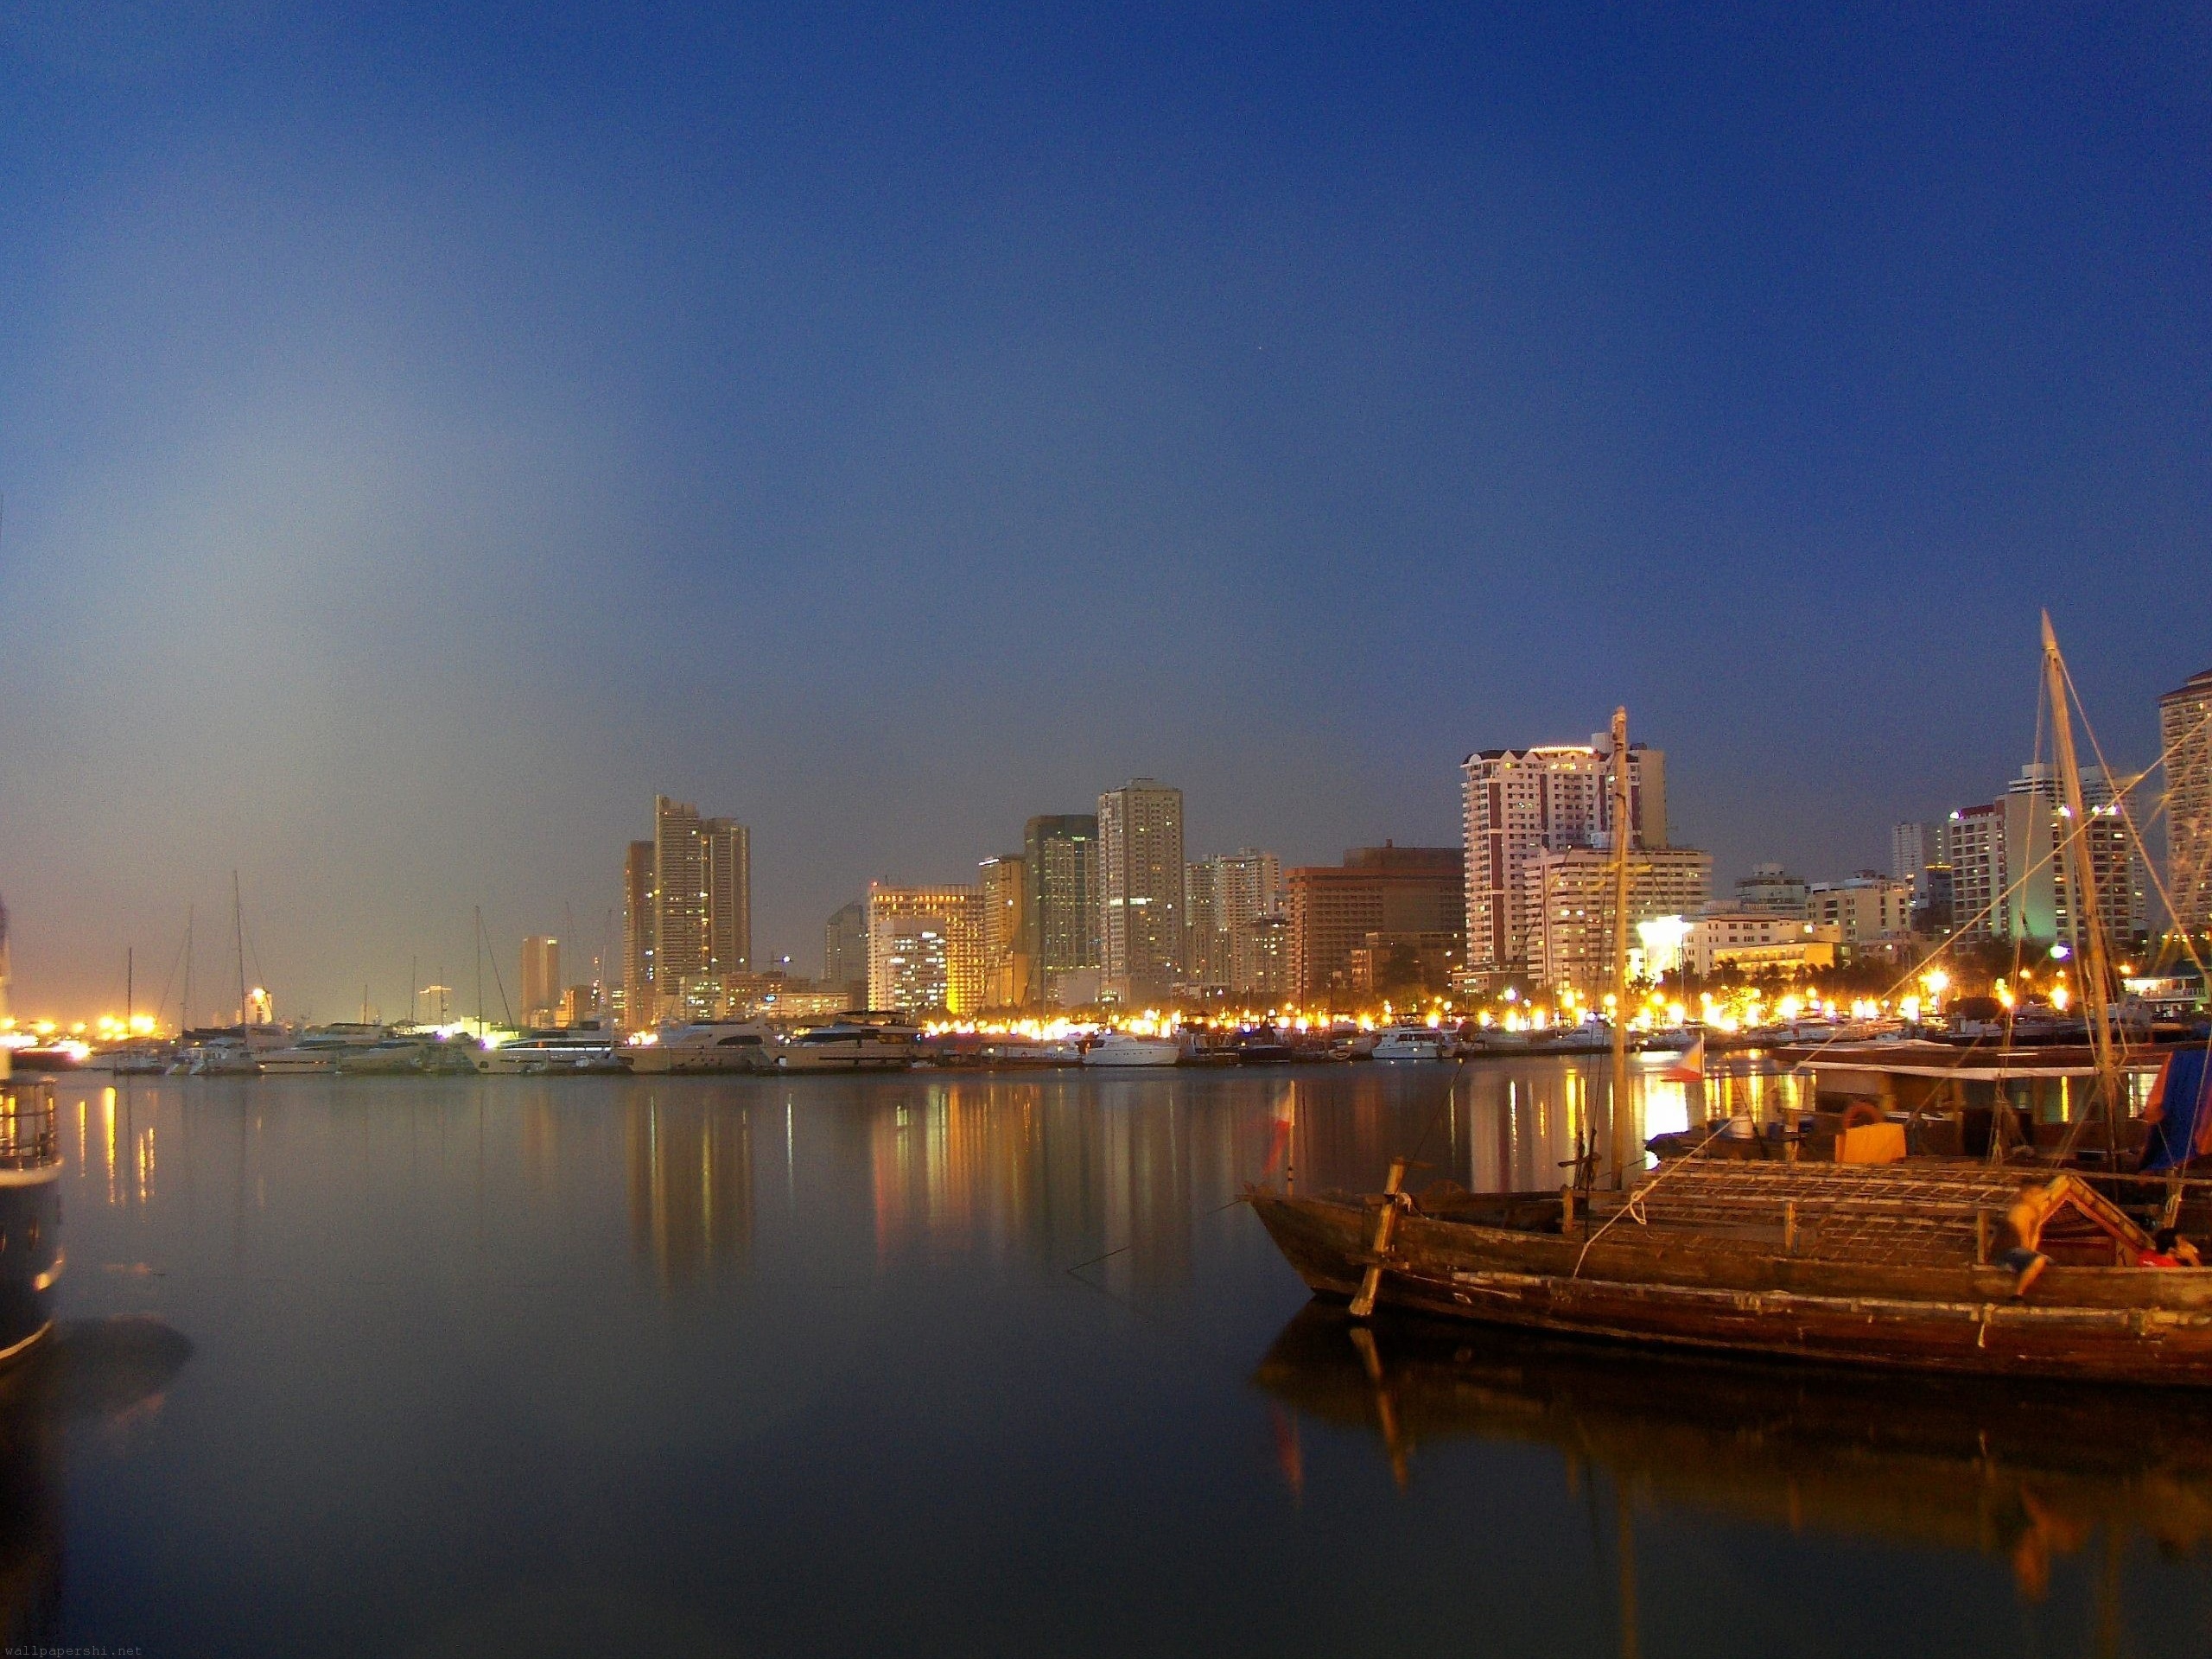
[{"x1": 2, "y1": 4, "x2": 2207, "y2": 1016}]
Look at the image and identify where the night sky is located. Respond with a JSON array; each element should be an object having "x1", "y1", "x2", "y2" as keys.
[{"x1": 2, "y1": 5, "x2": 2207, "y2": 1019}]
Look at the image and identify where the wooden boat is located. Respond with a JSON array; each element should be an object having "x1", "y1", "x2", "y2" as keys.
[
  {"x1": 1249, "y1": 1160, "x2": 2212, "y2": 1382},
  {"x1": 1250, "y1": 626, "x2": 2212, "y2": 1384}
]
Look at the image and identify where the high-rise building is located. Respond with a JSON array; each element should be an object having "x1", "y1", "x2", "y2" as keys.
[
  {"x1": 1891, "y1": 822, "x2": 1940, "y2": 898},
  {"x1": 620, "y1": 841, "x2": 655, "y2": 1029},
  {"x1": 866, "y1": 882, "x2": 987, "y2": 1014},
  {"x1": 1287, "y1": 845, "x2": 1464, "y2": 1003},
  {"x1": 1096, "y1": 780, "x2": 1185, "y2": 1004},
  {"x1": 1521, "y1": 847, "x2": 1713, "y2": 998},
  {"x1": 1461, "y1": 738, "x2": 1667, "y2": 975},
  {"x1": 520, "y1": 936, "x2": 560, "y2": 1026},
  {"x1": 1184, "y1": 849, "x2": 1281, "y2": 993},
  {"x1": 978, "y1": 855, "x2": 1028, "y2": 1007},
  {"x1": 1944, "y1": 762, "x2": 2147, "y2": 950},
  {"x1": 645, "y1": 795, "x2": 753, "y2": 1019},
  {"x1": 704, "y1": 818, "x2": 751, "y2": 979},
  {"x1": 1022, "y1": 815, "x2": 1098, "y2": 1006},
  {"x1": 2164, "y1": 668, "x2": 2212, "y2": 938},
  {"x1": 1237, "y1": 910, "x2": 1293, "y2": 1001},
  {"x1": 824, "y1": 901, "x2": 868, "y2": 1001}
]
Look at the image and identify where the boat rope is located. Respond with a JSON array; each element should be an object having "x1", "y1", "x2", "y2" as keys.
[{"x1": 1569, "y1": 1117, "x2": 1732, "y2": 1281}]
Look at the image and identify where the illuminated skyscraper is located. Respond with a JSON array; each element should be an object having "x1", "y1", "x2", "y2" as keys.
[
  {"x1": 1287, "y1": 845, "x2": 1463, "y2": 1002},
  {"x1": 2164, "y1": 668, "x2": 2212, "y2": 938},
  {"x1": 1461, "y1": 737, "x2": 1667, "y2": 976},
  {"x1": 978, "y1": 855, "x2": 1028, "y2": 1007},
  {"x1": 620, "y1": 841, "x2": 655, "y2": 1029},
  {"x1": 648, "y1": 795, "x2": 752, "y2": 1018},
  {"x1": 1096, "y1": 779, "x2": 1185, "y2": 1004},
  {"x1": 1022, "y1": 814, "x2": 1098, "y2": 1004}
]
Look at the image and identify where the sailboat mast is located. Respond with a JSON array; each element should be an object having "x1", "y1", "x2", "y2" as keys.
[
  {"x1": 125, "y1": 946, "x2": 133, "y2": 1029},
  {"x1": 232, "y1": 870, "x2": 247, "y2": 1026},
  {"x1": 2041, "y1": 613, "x2": 2123, "y2": 1150},
  {"x1": 1609, "y1": 706, "x2": 1636, "y2": 1187},
  {"x1": 181, "y1": 906, "x2": 194, "y2": 1032}
]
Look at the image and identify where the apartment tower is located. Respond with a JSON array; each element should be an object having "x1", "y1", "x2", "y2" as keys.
[
  {"x1": 2164, "y1": 669, "x2": 2212, "y2": 938},
  {"x1": 1096, "y1": 780, "x2": 1185, "y2": 1004},
  {"x1": 1022, "y1": 815, "x2": 1099, "y2": 1004}
]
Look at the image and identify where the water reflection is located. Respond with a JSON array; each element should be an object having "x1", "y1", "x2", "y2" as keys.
[
  {"x1": 626, "y1": 1094, "x2": 754, "y2": 1292},
  {"x1": 1255, "y1": 1304, "x2": 2212, "y2": 1605},
  {"x1": 0, "y1": 1319, "x2": 195, "y2": 1648}
]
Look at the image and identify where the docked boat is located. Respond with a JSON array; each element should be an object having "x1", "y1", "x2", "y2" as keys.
[
  {"x1": 5, "y1": 1044, "x2": 87, "y2": 1074},
  {"x1": 472, "y1": 1023, "x2": 630, "y2": 1075},
  {"x1": 626, "y1": 1022, "x2": 773, "y2": 1075},
  {"x1": 1371, "y1": 1026, "x2": 1454, "y2": 1062},
  {"x1": 1078, "y1": 1031, "x2": 1184, "y2": 1067},
  {"x1": 1249, "y1": 631, "x2": 2212, "y2": 1385},
  {"x1": 102, "y1": 1040, "x2": 174, "y2": 1076},
  {"x1": 775, "y1": 1014, "x2": 921, "y2": 1072},
  {"x1": 169, "y1": 1030, "x2": 262, "y2": 1076},
  {"x1": 256, "y1": 1023, "x2": 391, "y2": 1075},
  {"x1": 0, "y1": 1064, "x2": 61, "y2": 1365}
]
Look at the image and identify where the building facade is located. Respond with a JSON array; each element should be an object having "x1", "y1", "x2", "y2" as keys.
[
  {"x1": 866, "y1": 882, "x2": 987, "y2": 1015},
  {"x1": 824, "y1": 901, "x2": 868, "y2": 1003},
  {"x1": 2165, "y1": 668, "x2": 2212, "y2": 938},
  {"x1": 1022, "y1": 815, "x2": 1099, "y2": 1006},
  {"x1": 1461, "y1": 739, "x2": 1667, "y2": 975},
  {"x1": 1237, "y1": 911, "x2": 1293, "y2": 1001},
  {"x1": 520, "y1": 936, "x2": 560, "y2": 1027},
  {"x1": 620, "y1": 840, "x2": 655, "y2": 1029},
  {"x1": 1520, "y1": 847, "x2": 1713, "y2": 998},
  {"x1": 1184, "y1": 849, "x2": 1281, "y2": 993},
  {"x1": 1287, "y1": 844, "x2": 1464, "y2": 1004},
  {"x1": 1687, "y1": 912, "x2": 1840, "y2": 978},
  {"x1": 1096, "y1": 780, "x2": 1185, "y2": 1004},
  {"x1": 1946, "y1": 764, "x2": 2147, "y2": 950},
  {"x1": 1806, "y1": 874, "x2": 1915, "y2": 954},
  {"x1": 978, "y1": 855, "x2": 1028, "y2": 1008}
]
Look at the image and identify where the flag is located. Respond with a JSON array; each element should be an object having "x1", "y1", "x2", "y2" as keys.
[
  {"x1": 1262, "y1": 1087, "x2": 1295, "y2": 1177},
  {"x1": 1663, "y1": 1035, "x2": 1706, "y2": 1084},
  {"x1": 2140, "y1": 1050, "x2": 2212, "y2": 1171}
]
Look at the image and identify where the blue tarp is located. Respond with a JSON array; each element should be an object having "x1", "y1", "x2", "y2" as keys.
[{"x1": 2140, "y1": 1048, "x2": 2212, "y2": 1172}]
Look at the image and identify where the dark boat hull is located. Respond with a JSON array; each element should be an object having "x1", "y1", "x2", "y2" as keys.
[
  {"x1": 1249, "y1": 1189, "x2": 2212, "y2": 1384},
  {"x1": 0, "y1": 1173, "x2": 60, "y2": 1369}
]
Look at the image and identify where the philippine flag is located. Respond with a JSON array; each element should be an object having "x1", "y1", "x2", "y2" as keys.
[{"x1": 1663, "y1": 1035, "x2": 1707, "y2": 1084}]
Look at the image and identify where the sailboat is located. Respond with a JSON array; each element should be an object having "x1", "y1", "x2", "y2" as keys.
[{"x1": 1249, "y1": 626, "x2": 2212, "y2": 1384}]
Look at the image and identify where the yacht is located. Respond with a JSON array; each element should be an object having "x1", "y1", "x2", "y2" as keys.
[
  {"x1": 256, "y1": 1023, "x2": 391, "y2": 1076},
  {"x1": 627, "y1": 1022, "x2": 774, "y2": 1075},
  {"x1": 169, "y1": 1030, "x2": 263, "y2": 1077},
  {"x1": 1079, "y1": 1031, "x2": 1184, "y2": 1067},
  {"x1": 776, "y1": 1014, "x2": 921, "y2": 1072},
  {"x1": 471, "y1": 1023, "x2": 630, "y2": 1076},
  {"x1": 1371, "y1": 1026, "x2": 1454, "y2": 1062}
]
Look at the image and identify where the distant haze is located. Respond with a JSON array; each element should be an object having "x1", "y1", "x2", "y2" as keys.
[{"x1": 1, "y1": 7, "x2": 2206, "y2": 1019}]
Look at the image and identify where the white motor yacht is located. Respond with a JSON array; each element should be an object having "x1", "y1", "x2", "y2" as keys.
[
  {"x1": 1371, "y1": 1026, "x2": 1454, "y2": 1061},
  {"x1": 172, "y1": 1033, "x2": 261, "y2": 1077},
  {"x1": 627, "y1": 1022, "x2": 774, "y2": 1075},
  {"x1": 257, "y1": 1023, "x2": 391, "y2": 1076},
  {"x1": 775, "y1": 1015, "x2": 920, "y2": 1072},
  {"x1": 1078, "y1": 1031, "x2": 1184, "y2": 1067},
  {"x1": 473, "y1": 1024, "x2": 630, "y2": 1076}
]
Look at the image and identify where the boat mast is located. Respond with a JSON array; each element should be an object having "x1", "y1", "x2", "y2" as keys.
[
  {"x1": 2041, "y1": 613, "x2": 2124, "y2": 1157},
  {"x1": 232, "y1": 870, "x2": 247, "y2": 1027},
  {"x1": 1609, "y1": 706, "x2": 1636, "y2": 1188},
  {"x1": 181, "y1": 906, "x2": 194, "y2": 1033},
  {"x1": 125, "y1": 946, "x2": 133, "y2": 1030}
]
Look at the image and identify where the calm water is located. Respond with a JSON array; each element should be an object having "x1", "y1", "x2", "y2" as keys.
[{"x1": 18, "y1": 1057, "x2": 2212, "y2": 1656}]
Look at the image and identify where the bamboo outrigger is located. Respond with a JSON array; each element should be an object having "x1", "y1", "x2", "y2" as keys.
[{"x1": 1250, "y1": 620, "x2": 2212, "y2": 1383}]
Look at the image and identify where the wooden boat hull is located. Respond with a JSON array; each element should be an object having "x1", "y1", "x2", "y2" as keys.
[{"x1": 1249, "y1": 1189, "x2": 2212, "y2": 1384}]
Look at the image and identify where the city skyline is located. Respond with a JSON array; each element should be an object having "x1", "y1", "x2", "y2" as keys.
[{"x1": 3, "y1": 9, "x2": 2209, "y2": 1017}]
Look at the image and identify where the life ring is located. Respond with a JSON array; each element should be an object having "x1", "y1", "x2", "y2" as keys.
[{"x1": 1840, "y1": 1102, "x2": 1886, "y2": 1130}]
